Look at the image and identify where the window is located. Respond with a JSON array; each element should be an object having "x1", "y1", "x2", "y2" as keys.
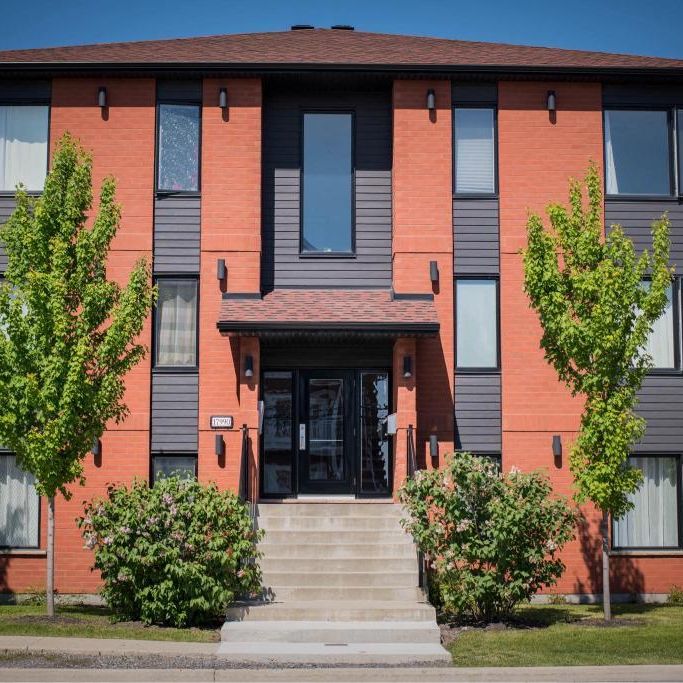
[
  {"x1": 157, "y1": 104, "x2": 200, "y2": 192},
  {"x1": 604, "y1": 110, "x2": 672, "y2": 196},
  {"x1": 152, "y1": 455, "x2": 197, "y2": 484},
  {"x1": 301, "y1": 112, "x2": 353, "y2": 253},
  {"x1": 456, "y1": 278, "x2": 498, "y2": 369},
  {"x1": 0, "y1": 105, "x2": 49, "y2": 192},
  {"x1": 613, "y1": 455, "x2": 681, "y2": 549},
  {"x1": 262, "y1": 371, "x2": 294, "y2": 496},
  {"x1": 453, "y1": 108, "x2": 496, "y2": 195},
  {"x1": 154, "y1": 279, "x2": 198, "y2": 367},
  {"x1": 641, "y1": 280, "x2": 677, "y2": 370},
  {"x1": 679, "y1": 110, "x2": 683, "y2": 196},
  {"x1": 0, "y1": 454, "x2": 39, "y2": 548}
]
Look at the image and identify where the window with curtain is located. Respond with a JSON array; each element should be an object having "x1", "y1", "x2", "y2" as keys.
[
  {"x1": 453, "y1": 108, "x2": 496, "y2": 195},
  {"x1": 0, "y1": 105, "x2": 49, "y2": 192},
  {"x1": 641, "y1": 281, "x2": 676, "y2": 369},
  {"x1": 152, "y1": 455, "x2": 197, "y2": 483},
  {"x1": 456, "y1": 278, "x2": 498, "y2": 368},
  {"x1": 0, "y1": 454, "x2": 40, "y2": 548},
  {"x1": 679, "y1": 110, "x2": 683, "y2": 196},
  {"x1": 155, "y1": 279, "x2": 198, "y2": 367},
  {"x1": 604, "y1": 110, "x2": 672, "y2": 196},
  {"x1": 613, "y1": 456, "x2": 680, "y2": 548},
  {"x1": 157, "y1": 104, "x2": 200, "y2": 192},
  {"x1": 302, "y1": 112, "x2": 353, "y2": 253}
]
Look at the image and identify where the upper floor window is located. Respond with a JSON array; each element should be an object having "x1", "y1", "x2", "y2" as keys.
[
  {"x1": 0, "y1": 453, "x2": 40, "y2": 549},
  {"x1": 641, "y1": 280, "x2": 678, "y2": 370},
  {"x1": 0, "y1": 105, "x2": 49, "y2": 192},
  {"x1": 157, "y1": 104, "x2": 200, "y2": 193},
  {"x1": 604, "y1": 109, "x2": 673, "y2": 196},
  {"x1": 456, "y1": 278, "x2": 499, "y2": 369},
  {"x1": 154, "y1": 278, "x2": 198, "y2": 368},
  {"x1": 301, "y1": 112, "x2": 353, "y2": 254},
  {"x1": 453, "y1": 107, "x2": 496, "y2": 195}
]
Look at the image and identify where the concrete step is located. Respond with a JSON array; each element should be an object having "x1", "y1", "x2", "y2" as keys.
[
  {"x1": 261, "y1": 530, "x2": 411, "y2": 545},
  {"x1": 256, "y1": 503, "x2": 402, "y2": 518},
  {"x1": 225, "y1": 600, "x2": 437, "y2": 622},
  {"x1": 257, "y1": 515, "x2": 405, "y2": 531},
  {"x1": 260, "y1": 586, "x2": 424, "y2": 601},
  {"x1": 261, "y1": 570, "x2": 418, "y2": 588},
  {"x1": 258, "y1": 542, "x2": 417, "y2": 559},
  {"x1": 215, "y1": 641, "x2": 451, "y2": 665},
  {"x1": 259, "y1": 556, "x2": 418, "y2": 572},
  {"x1": 220, "y1": 619, "x2": 442, "y2": 644}
]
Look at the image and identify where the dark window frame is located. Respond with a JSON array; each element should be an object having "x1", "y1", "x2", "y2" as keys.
[
  {"x1": 455, "y1": 275, "x2": 501, "y2": 372},
  {"x1": 643, "y1": 276, "x2": 682, "y2": 376},
  {"x1": 603, "y1": 106, "x2": 677, "y2": 200},
  {"x1": 677, "y1": 108, "x2": 683, "y2": 199},
  {"x1": 611, "y1": 453, "x2": 683, "y2": 551},
  {"x1": 150, "y1": 453, "x2": 198, "y2": 485},
  {"x1": 0, "y1": 101, "x2": 51, "y2": 197},
  {"x1": 154, "y1": 100, "x2": 202, "y2": 196},
  {"x1": 452, "y1": 105, "x2": 499, "y2": 199},
  {"x1": 299, "y1": 108, "x2": 357, "y2": 257},
  {"x1": 152, "y1": 275, "x2": 200, "y2": 372},
  {"x1": 0, "y1": 452, "x2": 41, "y2": 550}
]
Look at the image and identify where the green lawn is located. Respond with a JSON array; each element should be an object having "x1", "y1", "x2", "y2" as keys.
[
  {"x1": 449, "y1": 603, "x2": 683, "y2": 667},
  {"x1": 0, "y1": 604, "x2": 220, "y2": 642}
]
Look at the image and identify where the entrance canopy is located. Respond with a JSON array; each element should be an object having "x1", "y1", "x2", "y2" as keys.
[{"x1": 217, "y1": 289, "x2": 439, "y2": 338}]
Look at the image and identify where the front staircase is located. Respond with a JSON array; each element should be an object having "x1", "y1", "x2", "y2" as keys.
[{"x1": 219, "y1": 501, "x2": 450, "y2": 664}]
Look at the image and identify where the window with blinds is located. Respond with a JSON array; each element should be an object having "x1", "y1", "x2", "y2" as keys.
[{"x1": 453, "y1": 107, "x2": 496, "y2": 195}]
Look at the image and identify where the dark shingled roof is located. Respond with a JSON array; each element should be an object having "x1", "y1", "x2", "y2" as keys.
[
  {"x1": 217, "y1": 289, "x2": 439, "y2": 336},
  {"x1": 0, "y1": 29, "x2": 682, "y2": 72}
]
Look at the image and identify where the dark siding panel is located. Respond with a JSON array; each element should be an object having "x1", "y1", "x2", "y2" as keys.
[
  {"x1": 262, "y1": 87, "x2": 392, "y2": 289},
  {"x1": 151, "y1": 372, "x2": 198, "y2": 453},
  {"x1": 0, "y1": 197, "x2": 16, "y2": 272},
  {"x1": 454, "y1": 374, "x2": 502, "y2": 452},
  {"x1": 634, "y1": 376, "x2": 683, "y2": 452},
  {"x1": 153, "y1": 196, "x2": 201, "y2": 273},
  {"x1": 452, "y1": 82, "x2": 498, "y2": 105},
  {"x1": 603, "y1": 84, "x2": 683, "y2": 107},
  {"x1": 453, "y1": 198, "x2": 500, "y2": 274},
  {"x1": 156, "y1": 79, "x2": 202, "y2": 102},
  {"x1": 0, "y1": 79, "x2": 50, "y2": 102}
]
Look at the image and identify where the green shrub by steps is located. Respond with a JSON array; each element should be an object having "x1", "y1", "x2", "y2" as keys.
[
  {"x1": 400, "y1": 452, "x2": 576, "y2": 623},
  {"x1": 79, "y1": 476, "x2": 262, "y2": 627}
]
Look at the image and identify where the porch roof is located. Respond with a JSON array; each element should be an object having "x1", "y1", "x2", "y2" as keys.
[{"x1": 217, "y1": 289, "x2": 439, "y2": 338}]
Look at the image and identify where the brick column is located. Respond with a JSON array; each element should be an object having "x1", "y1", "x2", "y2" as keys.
[
  {"x1": 392, "y1": 80, "x2": 454, "y2": 466},
  {"x1": 393, "y1": 338, "x2": 417, "y2": 494}
]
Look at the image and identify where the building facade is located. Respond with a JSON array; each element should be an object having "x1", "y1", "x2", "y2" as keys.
[{"x1": 0, "y1": 28, "x2": 682, "y2": 600}]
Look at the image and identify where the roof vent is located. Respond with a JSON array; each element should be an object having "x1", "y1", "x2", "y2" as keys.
[
  {"x1": 290, "y1": 24, "x2": 314, "y2": 30},
  {"x1": 331, "y1": 25, "x2": 355, "y2": 30}
]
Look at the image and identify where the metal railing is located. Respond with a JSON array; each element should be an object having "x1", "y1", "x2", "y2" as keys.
[{"x1": 405, "y1": 423, "x2": 429, "y2": 594}]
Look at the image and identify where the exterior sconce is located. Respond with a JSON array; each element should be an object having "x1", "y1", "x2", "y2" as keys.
[
  {"x1": 218, "y1": 87, "x2": 228, "y2": 110},
  {"x1": 547, "y1": 90, "x2": 557, "y2": 112},
  {"x1": 215, "y1": 434, "x2": 225, "y2": 458},
  {"x1": 552, "y1": 434, "x2": 562, "y2": 458},
  {"x1": 91, "y1": 437, "x2": 101, "y2": 458},
  {"x1": 98, "y1": 86, "x2": 107, "y2": 108},
  {"x1": 403, "y1": 355, "x2": 412, "y2": 378},
  {"x1": 244, "y1": 354, "x2": 254, "y2": 378},
  {"x1": 426, "y1": 89, "x2": 436, "y2": 111},
  {"x1": 429, "y1": 434, "x2": 439, "y2": 459},
  {"x1": 217, "y1": 258, "x2": 226, "y2": 281},
  {"x1": 429, "y1": 260, "x2": 439, "y2": 284}
]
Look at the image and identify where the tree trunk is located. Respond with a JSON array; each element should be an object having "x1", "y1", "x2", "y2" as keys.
[
  {"x1": 47, "y1": 496, "x2": 55, "y2": 618},
  {"x1": 601, "y1": 510, "x2": 611, "y2": 622}
]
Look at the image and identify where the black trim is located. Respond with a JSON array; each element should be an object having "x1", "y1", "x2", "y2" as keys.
[
  {"x1": 391, "y1": 291, "x2": 435, "y2": 301},
  {"x1": 221, "y1": 292, "x2": 263, "y2": 300},
  {"x1": 217, "y1": 320, "x2": 440, "y2": 335}
]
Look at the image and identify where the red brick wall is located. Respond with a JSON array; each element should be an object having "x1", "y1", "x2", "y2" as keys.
[
  {"x1": 392, "y1": 80, "x2": 455, "y2": 468},
  {"x1": 2, "y1": 78, "x2": 156, "y2": 594}
]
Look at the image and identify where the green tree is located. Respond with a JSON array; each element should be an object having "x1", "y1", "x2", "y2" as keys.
[
  {"x1": 0, "y1": 134, "x2": 155, "y2": 616},
  {"x1": 523, "y1": 164, "x2": 672, "y2": 620}
]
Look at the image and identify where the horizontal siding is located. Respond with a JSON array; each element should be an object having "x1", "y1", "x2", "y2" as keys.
[
  {"x1": 262, "y1": 87, "x2": 392, "y2": 289},
  {"x1": 454, "y1": 373, "x2": 502, "y2": 452},
  {"x1": 453, "y1": 198, "x2": 500, "y2": 274},
  {"x1": 151, "y1": 372, "x2": 199, "y2": 453},
  {"x1": 153, "y1": 196, "x2": 201, "y2": 273},
  {"x1": 0, "y1": 197, "x2": 16, "y2": 272},
  {"x1": 634, "y1": 376, "x2": 683, "y2": 452}
]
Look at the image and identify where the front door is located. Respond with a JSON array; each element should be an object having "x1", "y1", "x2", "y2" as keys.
[{"x1": 298, "y1": 370, "x2": 354, "y2": 495}]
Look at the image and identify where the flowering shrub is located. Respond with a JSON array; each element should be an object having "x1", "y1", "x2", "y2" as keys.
[
  {"x1": 399, "y1": 452, "x2": 576, "y2": 623},
  {"x1": 79, "y1": 476, "x2": 262, "y2": 627}
]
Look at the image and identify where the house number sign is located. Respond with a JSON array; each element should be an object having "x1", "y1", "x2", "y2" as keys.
[{"x1": 210, "y1": 416, "x2": 234, "y2": 429}]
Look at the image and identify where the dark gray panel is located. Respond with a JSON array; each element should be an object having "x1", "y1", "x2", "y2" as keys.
[
  {"x1": 452, "y1": 82, "x2": 498, "y2": 105},
  {"x1": 453, "y1": 198, "x2": 500, "y2": 274},
  {"x1": 0, "y1": 79, "x2": 50, "y2": 102},
  {"x1": 634, "y1": 375, "x2": 683, "y2": 452},
  {"x1": 153, "y1": 196, "x2": 201, "y2": 273},
  {"x1": 157, "y1": 79, "x2": 202, "y2": 102},
  {"x1": 151, "y1": 372, "x2": 198, "y2": 453},
  {"x1": 605, "y1": 200, "x2": 683, "y2": 272},
  {"x1": 603, "y1": 84, "x2": 683, "y2": 107},
  {"x1": 262, "y1": 86, "x2": 392, "y2": 289},
  {"x1": 262, "y1": 340, "x2": 392, "y2": 368},
  {"x1": 0, "y1": 197, "x2": 16, "y2": 272},
  {"x1": 454, "y1": 373, "x2": 502, "y2": 452}
]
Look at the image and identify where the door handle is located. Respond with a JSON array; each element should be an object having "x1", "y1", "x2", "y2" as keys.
[{"x1": 299, "y1": 423, "x2": 306, "y2": 450}]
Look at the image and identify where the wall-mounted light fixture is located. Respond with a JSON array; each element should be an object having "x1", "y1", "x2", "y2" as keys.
[
  {"x1": 218, "y1": 87, "x2": 228, "y2": 110},
  {"x1": 546, "y1": 90, "x2": 557, "y2": 112},
  {"x1": 426, "y1": 89, "x2": 436, "y2": 111},
  {"x1": 429, "y1": 434, "x2": 439, "y2": 459},
  {"x1": 215, "y1": 433, "x2": 225, "y2": 458},
  {"x1": 552, "y1": 434, "x2": 562, "y2": 459},
  {"x1": 429, "y1": 260, "x2": 439, "y2": 284},
  {"x1": 217, "y1": 258, "x2": 226, "y2": 281},
  {"x1": 98, "y1": 87, "x2": 107, "y2": 109},
  {"x1": 244, "y1": 354, "x2": 254, "y2": 378},
  {"x1": 403, "y1": 355, "x2": 412, "y2": 378}
]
